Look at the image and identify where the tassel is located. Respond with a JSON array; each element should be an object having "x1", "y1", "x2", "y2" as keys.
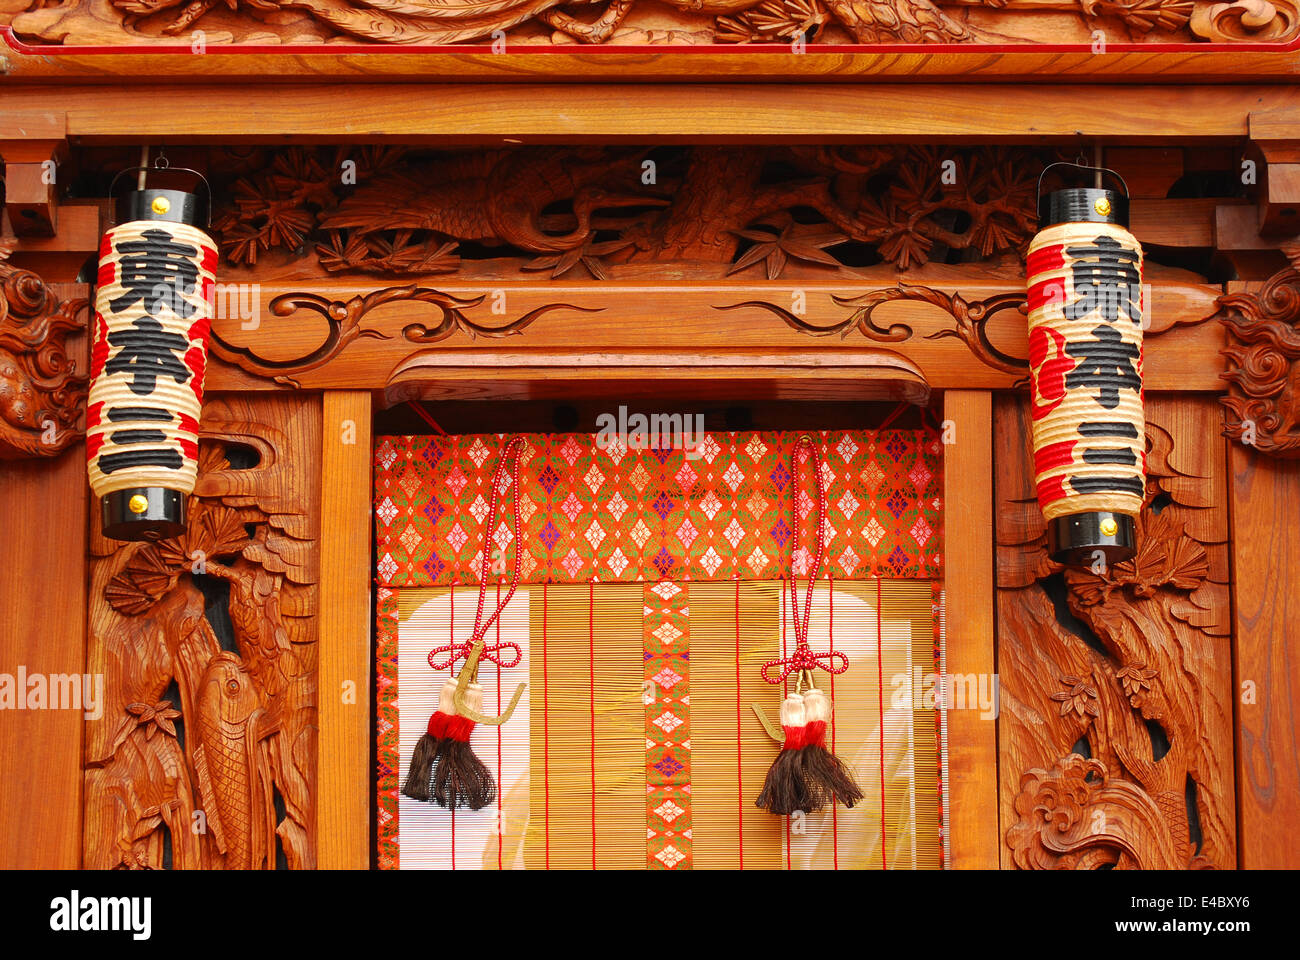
[
  {"x1": 756, "y1": 693, "x2": 814, "y2": 816},
  {"x1": 401, "y1": 677, "x2": 496, "y2": 810},
  {"x1": 799, "y1": 688, "x2": 863, "y2": 809}
]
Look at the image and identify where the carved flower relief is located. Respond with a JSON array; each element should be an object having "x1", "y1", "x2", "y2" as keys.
[
  {"x1": 125, "y1": 701, "x2": 181, "y2": 740},
  {"x1": 1051, "y1": 675, "x2": 1101, "y2": 720},
  {"x1": 1116, "y1": 663, "x2": 1159, "y2": 709}
]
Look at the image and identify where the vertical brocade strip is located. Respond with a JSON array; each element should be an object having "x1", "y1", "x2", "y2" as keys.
[{"x1": 645, "y1": 580, "x2": 692, "y2": 869}]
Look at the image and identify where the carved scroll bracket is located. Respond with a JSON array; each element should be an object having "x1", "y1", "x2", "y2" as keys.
[
  {"x1": 1216, "y1": 242, "x2": 1300, "y2": 457},
  {"x1": 0, "y1": 239, "x2": 88, "y2": 458}
]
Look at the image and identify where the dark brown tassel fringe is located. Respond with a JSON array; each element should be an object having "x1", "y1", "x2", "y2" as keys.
[
  {"x1": 755, "y1": 747, "x2": 813, "y2": 816},
  {"x1": 401, "y1": 733, "x2": 439, "y2": 802},
  {"x1": 802, "y1": 744, "x2": 864, "y2": 809},
  {"x1": 430, "y1": 739, "x2": 497, "y2": 811}
]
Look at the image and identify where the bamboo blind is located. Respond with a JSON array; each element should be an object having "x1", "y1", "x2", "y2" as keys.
[{"x1": 388, "y1": 580, "x2": 941, "y2": 870}]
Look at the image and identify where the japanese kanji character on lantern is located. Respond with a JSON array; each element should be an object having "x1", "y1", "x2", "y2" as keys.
[
  {"x1": 1026, "y1": 163, "x2": 1146, "y2": 566},
  {"x1": 88, "y1": 162, "x2": 217, "y2": 541}
]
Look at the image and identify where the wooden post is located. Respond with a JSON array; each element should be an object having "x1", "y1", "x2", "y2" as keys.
[
  {"x1": 1229, "y1": 444, "x2": 1300, "y2": 869},
  {"x1": 942, "y1": 389, "x2": 999, "y2": 868},
  {"x1": 318, "y1": 391, "x2": 373, "y2": 869},
  {"x1": 0, "y1": 447, "x2": 87, "y2": 867}
]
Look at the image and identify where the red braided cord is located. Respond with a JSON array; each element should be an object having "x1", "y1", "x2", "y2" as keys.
[
  {"x1": 762, "y1": 435, "x2": 848, "y2": 684},
  {"x1": 787, "y1": 435, "x2": 826, "y2": 650},
  {"x1": 427, "y1": 437, "x2": 527, "y2": 672}
]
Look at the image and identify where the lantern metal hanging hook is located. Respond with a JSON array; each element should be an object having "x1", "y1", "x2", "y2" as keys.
[
  {"x1": 109, "y1": 162, "x2": 214, "y2": 229},
  {"x1": 1037, "y1": 161, "x2": 1130, "y2": 206}
]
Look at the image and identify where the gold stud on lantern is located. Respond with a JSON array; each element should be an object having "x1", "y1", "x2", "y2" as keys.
[
  {"x1": 1026, "y1": 162, "x2": 1145, "y2": 566},
  {"x1": 88, "y1": 158, "x2": 216, "y2": 541}
]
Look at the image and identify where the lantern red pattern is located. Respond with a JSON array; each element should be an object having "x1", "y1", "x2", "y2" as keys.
[{"x1": 1025, "y1": 222, "x2": 1146, "y2": 524}]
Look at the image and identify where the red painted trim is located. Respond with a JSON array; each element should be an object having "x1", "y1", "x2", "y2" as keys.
[{"x1": 4, "y1": 27, "x2": 1298, "y2": 57}]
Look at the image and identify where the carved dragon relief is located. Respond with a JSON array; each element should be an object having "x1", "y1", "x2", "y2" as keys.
[
  {"x1": 997, "y1": 395, "x2": 1234, "y2": 870},
  {"x1": 0, "y1": 240, "x2": 88, "y2": 459},
  {"x1": 1216, "y1": 241, "x2": 1300, "y2": 458},
  {"x1": 85, "y1": 395, "x2": 319, "y2": 870},
  {"x1": 4, "y1": 0, "x2": 1295, "y2": 45}
]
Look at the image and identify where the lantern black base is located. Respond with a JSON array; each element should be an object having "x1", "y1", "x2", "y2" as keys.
[
  {"x1": 101, "y1": 487, "x2": 186, "y2": 542},
  {"x1": 1048, "y1": 511, "x2": 1136, "y2": 568}
]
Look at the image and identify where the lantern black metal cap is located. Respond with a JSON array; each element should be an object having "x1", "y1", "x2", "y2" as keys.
[
  {"x1": 101, "y1": 487, "x2": 186, "y2": 542},
  {"x1": 1048, "y1": 511, "x2": 1136, "y2": 567},
  {"x1": 1037, "y1": 161, "x2": 1131, "y2": 229},
  {"x1": 109, "y1": 161, "x2": 212, "y2": 229},
  {"x1": 118, "y1": 188, "x2": 204, "y2": 228}
]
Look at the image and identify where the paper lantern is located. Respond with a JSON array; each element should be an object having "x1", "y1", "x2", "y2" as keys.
[
  {"x1": 88, "y1": 166, "x2": 216, "y2": 541},
  {"x1": 1026, "y1": 162, "x2": 1145, "y2": 566}
]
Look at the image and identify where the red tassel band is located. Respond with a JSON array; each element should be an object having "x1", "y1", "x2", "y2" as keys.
[{"x1": 427, "y1": 710, "x2": 474, "y2": 743}]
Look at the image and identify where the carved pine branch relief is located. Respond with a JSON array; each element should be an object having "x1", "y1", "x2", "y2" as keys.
[
  {"x1": 205, "y1": 145, "x2": 1047, "y2": 281},
  {"x1": 85, "y1": 395, "x2": 320, "y2": 870},
  {"x1": 996, "y1": 395, "x2": 1234, "y2": 869}
]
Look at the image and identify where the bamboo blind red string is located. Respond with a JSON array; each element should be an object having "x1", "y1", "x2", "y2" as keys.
[
  {"x1": 781, "y1": 579, "x2": 790, "y2": 872},
  {"x1": 405, "y1": 399, "x2": 448, "y2": 435},
  {"x1": 878, "y1": 400, "x2": 910, "y2": 433},
  {"x1": 829, "y1": 576, "x2": 838, "y2": 870},
  {"x1": 496, "y1": 578, "x2": 503, "y2": 871},
  {"x1": 449, "y1": 580, "x2": 456, "y2": 871},
  {"x1": 542, "y1": 581, "x2": 550, "y2": 870},
  {"x1": 589, "y1": 579, "x2": 596, "y2": 870},
  {"x1": 876, "y1": 574, "x2": 886, "y2": 870},
  {"x1": 734, "y1": 577, "x2": 744, "y2": 871}
]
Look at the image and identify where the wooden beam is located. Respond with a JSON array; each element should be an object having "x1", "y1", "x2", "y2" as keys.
[
  {"x1": 1229, "y1": 444, "x2": 1300, "y2": 870},
  {"x1": 2, "y1": 43, "x2": 1298, "y2": 83},
  {"x1": 0, "y1": 446, "x2": 87, "y2": 868},
  {"x1": 942, "y1": 389, "x2": 999, "y2": 869},
  {"x1": 0, "y1": 111, "x2": 66, "y2": 161},
  {"x1": 1214, "y1": 204, "x2": 1292, "y2": 280},
  {"x1": 317, "y1": 390, "x2": 373, "y2": 869},
  {"x1": 203, "y1": 277, "x2": 1226, "y2": 395},
  {"x1": 0, "y1": 84, "x2": 1294, "y2": 144},
  {"x1": 1248, "y1": 113, "x2": 1300, "y2": 237},
  {"x1": 2, "y1": 161, "x2": 56, "y2": 237}
]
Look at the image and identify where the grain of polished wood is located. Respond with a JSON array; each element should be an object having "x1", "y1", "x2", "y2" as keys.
[
  {"x1": 1229, "y1": 444, "x2": 1300, "y2": 869},
  {"x1": 0, "y1": 446, "x2": 86, "y2": 868},
  {"x1": 2, "y1": 44, "x2": 1299, "y2": 82},
  {"x1": 0, "y1": 84, "x2": 1294, "y2": 143},
  {"x1": 317, "y1": 391, "x2": 374, "y2": 869},
  {"x1": 942, "y1": 389, "x2": 999, "y2": 869}
]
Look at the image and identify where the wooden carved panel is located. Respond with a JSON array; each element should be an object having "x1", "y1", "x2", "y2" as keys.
[
  {"x1": 996, "y1": 394, "x2": 1235, "y2": 870},
  {"x1": 4, "y1": 0, "x2": 1295, "y2": 46},
  {"x1": 1217, "y1": 242, "x2": 1300, "y2": 458},
  {"x1": 0, "y1": 240, "x2": 87, "y2": 459},
  {"x1": 210, "y1": 145, "x2": 1048, "y2": 280},
  {"x1": 84, "y1": 393, "x2": 320, "y2": 870}
]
